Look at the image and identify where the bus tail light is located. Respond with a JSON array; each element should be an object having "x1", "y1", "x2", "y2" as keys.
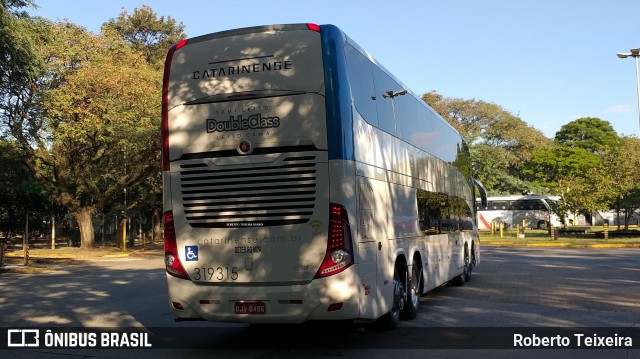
[
  {"x1": 314, "y1": 203, "x2": 354, "y2": 279},
  {"x1": 306, "y1": 23, "x2": 321, "y2": 32},
  {"x1": 164, "y1": 211, "x2": 190, "y2": 280}
]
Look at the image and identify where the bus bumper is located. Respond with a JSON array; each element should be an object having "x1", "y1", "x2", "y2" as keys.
[{"x1": 166, "y1": 266, "x2": 361, "y2": 323}]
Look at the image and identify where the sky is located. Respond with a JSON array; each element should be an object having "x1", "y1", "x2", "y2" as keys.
[{"x1": 27, "y1": 0, "x2": 640, "y2": 138}]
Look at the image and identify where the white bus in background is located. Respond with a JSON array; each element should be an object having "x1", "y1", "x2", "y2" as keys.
[
  {"x1": 475, "y1": 195, "x2": 562, "y2": 230},
  {"x1": 162, "y1": 23, "x2": 487, "y2": 329}
]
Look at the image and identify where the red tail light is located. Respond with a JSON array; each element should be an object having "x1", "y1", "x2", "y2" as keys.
[
  {"x1": 164, "y1": 211, "x2": 190, "y2": 280},
  {"x1": 306, "y1": 23, "x2": 321, "y2": 32},
  {"x1": 314, "y1": 203, "x2": 354, "y2": 278},
  {"x1": 175, "y1": 39, "x2": 188, "y2": 50}
]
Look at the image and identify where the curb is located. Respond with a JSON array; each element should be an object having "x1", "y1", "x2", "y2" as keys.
[
  {"x1": 483, "y1": 241, "x2": 640, "y2": 248},
  {"x1": 0, "y1": 265, "x2": 61, "y2": 274}
]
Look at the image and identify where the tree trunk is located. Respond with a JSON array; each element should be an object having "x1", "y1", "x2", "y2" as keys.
[
  {"x1": 75, "y1": 207, "x2": 96, "y2": 249},
  {"x1": 152, "y1": 208, "x2": 161, "y2": 243},
  {"x1": 51, "y1": 215, "x2": 56, "y2": 249},
  {"x1": 624, "y1": 211, "x2": 631, "y2": 231}
]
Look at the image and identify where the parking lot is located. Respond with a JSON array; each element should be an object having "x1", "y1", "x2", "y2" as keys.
[{"x1": 424, "y1": 245, "x2": 640, "y2": 327}]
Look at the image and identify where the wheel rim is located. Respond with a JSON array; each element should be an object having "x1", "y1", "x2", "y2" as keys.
[
  {"x1": 465, "y1": 250, "x2": 470, "y2": 268},
  {"x1": 410, "y1": 267, "x2": 421, "y2": 308},
  {"x1": 464, "y1": 247, "x2": 472, "y2": 281},
  {"x1": 392, "y1": 273, "x2": 406, "y2": 315}
]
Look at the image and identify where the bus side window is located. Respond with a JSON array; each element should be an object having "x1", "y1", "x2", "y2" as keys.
[
  {"x1": 344, "y1": 45, "x2": 378, "y2": 126},
  {"x1": 372, "y1": 66, "x2": 399, "y2": 136}
]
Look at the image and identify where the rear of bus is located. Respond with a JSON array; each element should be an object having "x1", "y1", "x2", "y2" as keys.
[{"x1": 162, "y1": 24, "x2": 357, "y2": 323}]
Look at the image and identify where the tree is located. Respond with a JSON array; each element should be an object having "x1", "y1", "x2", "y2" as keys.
[
  {"x1": 522, "y1": 145, "x2": 598, "y2": 225},
  {"x1": 44, "y1": 27, "x2": 161, "y2": 248},
  {"x1": 523, "y1": 117, "x2": 622, "y2": 225},
  {"x1": 3, "y1": 19, "x2": 161, "y2": 249},
  {"x1": 101, "y1": 5, "x2": 185, "y2": 69},
  {"x1": 422, "y1": 91, "x2": 551, "y2": 195},
  {"x1": 0, "y1": 138, "x2": 52, "y2": 237},
  {"x1": 0, "y1": 0, "x2": 42, "y2": 138},
  {"x1": 554, "y1": 117, "x2": 621, "y2": 154},
  {"x1": 591, "y1": 136, "x2": 640, "y2": 229},
  {"x1": 1, "y1": 5, "x2": 186, "y2": 247},
  {"x1": 101, "y1": 6, "x2": 186, "y2": 240}
]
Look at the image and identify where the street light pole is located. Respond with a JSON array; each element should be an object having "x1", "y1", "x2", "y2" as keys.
[{"x1": 617, "y1": 48, "x2": 640, "y2": 130}]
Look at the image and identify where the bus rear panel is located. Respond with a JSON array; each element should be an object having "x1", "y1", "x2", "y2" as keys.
[{"x1": 162, "y1": 24, "x2": 359, "y2": 323}]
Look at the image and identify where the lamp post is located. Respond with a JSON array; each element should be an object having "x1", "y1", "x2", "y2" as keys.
[
  {"x1": 382, "y1": 89, "x2": 407, "y2": 136},
  {"x1": 617, "y1": 48, "x2": 640, "y2": 130}
]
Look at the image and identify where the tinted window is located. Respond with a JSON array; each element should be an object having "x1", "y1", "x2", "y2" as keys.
[
  {"x1": 417, "y1": 189, "x2": 473, "y2": 235},
  {"x1": 394, "y1": 94, "x2": 417, "y2": 141},
  {"x1": 344, "y1": 45, "x2": 377, "y2": 125},
  {"x1": 373, "y1": 66, "x2": 401, "y2": 135},
  {"x1": 404, "y1": 104, "x2": 434, "y2": 150}
]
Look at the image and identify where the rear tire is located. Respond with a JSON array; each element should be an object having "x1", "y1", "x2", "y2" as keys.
[
  {"x1": 401, "y1": 263, "x2": 421, "y2": 320},
  {"x1": 464, "y1": 246, "x2": 472, "y2": 282},
  {"x1": 375, "y1": 264, "x2": 405, "y2": 330},
  {"x1": 451, "y1": 272, "x2": 465, "y2": 286}
]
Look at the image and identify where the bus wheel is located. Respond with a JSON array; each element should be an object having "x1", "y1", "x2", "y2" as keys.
[
  {"x1": 464, "y1": 246, "x2": 472, "y2": 282},
  {"x1": 451, "y1": 252, "x2": 466, "y2": 287},
  {"x1": 401, "y1": 263, "x2": 421, "y2": 320},
  {"x1": 375, "y1": 265, "x2": 406, "y2": 330},
  {"x1": 471, "y1": 244, "x2": 477, "y2": 269},
  {"x1": 537, "y1": 220, "x2": 546, "y2": 230},
  {"x1": 451, "y1": 271, "x2": 465, "y2": 287}
]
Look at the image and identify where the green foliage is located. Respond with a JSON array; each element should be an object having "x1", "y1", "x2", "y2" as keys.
[
  {"x1": 524, "y1": 145, "x2": 600, "y2": 184},
  {"x1": 42, "y1": 27, "x2": 161, "y2": 210},
  {"x1": 100, "y1": 5, "x2": 183, "y2": 235},
  {"x1": 101, "y1": 5, "x2": 185, "y2": 69},
  {"x1": 1, "y1": 0, "x2": 35, "y2": 16},
  {"x1": 0, "y1": 2, "x2": 45, "y2": 139},
  {"x1": 471, "y1": 143, "x2": 536, "y2": 194},
  {"x1": 1, "y1": 15, "x2": 163, "y2": 247},
  {"x1": 555, "y1": 117, "x2": 621, "y2": 154},
  {"x1": 591, "y1": 136, "x2": 640, "y2": 228},
  {"x1": 422, "y1": 91, "x2": 551, "y2": 195},
  {"x1": 424, "y1": 94, "x2": 639, "y2": 224},
  {"x1": 524, "y1": 144, "x2": 602, "y2": 214},
  {"x1": 0, "y1": 4, "x2": 186, "y2": 247},
  {"x1": 523, "y1": 117, "x2": 626, "y2": 223},
  {"x1": 0, "y1": 139, "x2": 52, "y2": 236}
]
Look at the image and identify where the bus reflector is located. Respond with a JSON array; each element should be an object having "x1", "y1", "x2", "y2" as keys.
[
  {"x1": 306, "y1": 23, "x2": 320, "y2": 32},
  {"x1": 164, "y1": 211, "x2": 190, "y2": 280},
  {"x1": 314, "y1": 203, "x2": 354, "y2": 278}
]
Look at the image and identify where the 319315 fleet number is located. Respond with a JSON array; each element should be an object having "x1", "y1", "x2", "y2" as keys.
[{"x1": 193, "y1": 266, "x2": 239, "y2": 281}]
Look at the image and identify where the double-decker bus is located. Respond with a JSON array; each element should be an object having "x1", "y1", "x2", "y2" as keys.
[
  {"x1": 162, "y1": 23, "x2": 486, "y2": 329},
  {"x1": 476, "y1": 195, "x2": 561, "y2": 230}
]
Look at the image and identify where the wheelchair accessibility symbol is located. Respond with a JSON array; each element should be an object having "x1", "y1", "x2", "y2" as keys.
[{"x1": 185, "y1": 246, "x2": 199, "y2": 261}]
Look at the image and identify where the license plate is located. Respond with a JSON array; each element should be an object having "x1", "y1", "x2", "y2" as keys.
[{"x1": 234, "y1": 301, "x2": 266, "y2": 314}]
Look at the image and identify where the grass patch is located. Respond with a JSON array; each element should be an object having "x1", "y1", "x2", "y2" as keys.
[{"x1": 480, "y1": 228, "x2": 640, "y2": 248}]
